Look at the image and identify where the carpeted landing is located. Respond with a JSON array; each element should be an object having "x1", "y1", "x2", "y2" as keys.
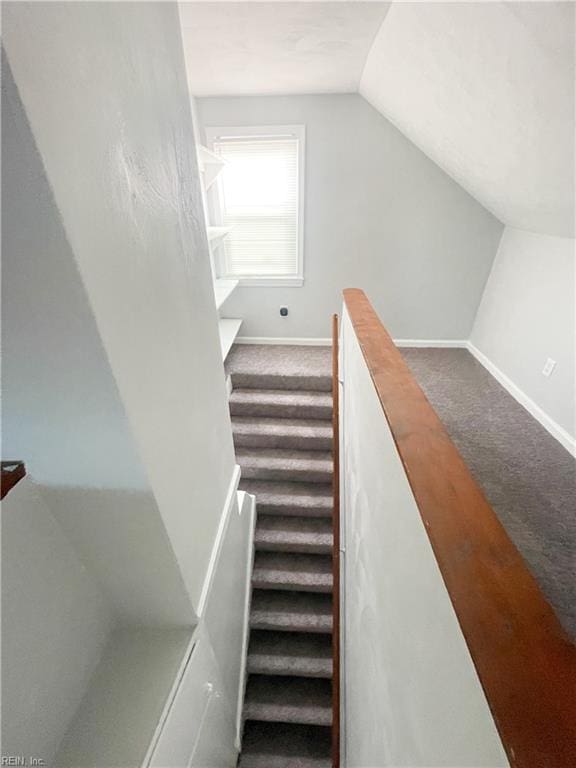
[
  {"x1": 227, "y1": 344, "x2": 334, "y2": 768},
  {"x1": 402, "y1": 348, "x2": 576, "y2": 641}
]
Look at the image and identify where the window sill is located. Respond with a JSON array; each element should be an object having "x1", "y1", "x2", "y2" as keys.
[{"x1": 225, "y1": 277, "x2": 304, "y2": 288}]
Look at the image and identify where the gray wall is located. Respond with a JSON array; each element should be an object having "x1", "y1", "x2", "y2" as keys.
[
  {"x1": 471, "y1": 227, "x2": 576, "y2": 440},
  {"x1": 197, "y1": 94, "x2": 504, "y2": 340}
]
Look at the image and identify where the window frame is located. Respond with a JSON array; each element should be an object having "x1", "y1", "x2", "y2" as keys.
[{"x1": 205, "y1": 124, "x2": 305, "y2": 287}]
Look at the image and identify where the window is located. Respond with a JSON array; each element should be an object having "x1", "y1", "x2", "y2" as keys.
[{"x1": 206, "y1": 125, "x2": 305, "y2": 285}]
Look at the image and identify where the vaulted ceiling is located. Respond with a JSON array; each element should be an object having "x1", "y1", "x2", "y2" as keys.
[
  {"x1": 179, "y1": 2, "x2": 390, "y2": 95},
  {"x1": 179, "y1": 2, "x2": 575, "y2": 237}
]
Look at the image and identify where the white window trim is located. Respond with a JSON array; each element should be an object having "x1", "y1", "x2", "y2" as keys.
[{"x1": 205, "y1": 124, "x2": 305, "y2": 287}]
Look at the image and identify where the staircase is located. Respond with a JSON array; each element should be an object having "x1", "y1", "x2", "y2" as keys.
[{"x1": 227, "y1": 344, "x2": 334, "y2": 768}]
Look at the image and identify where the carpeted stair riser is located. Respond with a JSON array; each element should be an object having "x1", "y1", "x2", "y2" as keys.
[
  {"x1": 239, "y1": 480, "x2": 333, "y2": 519},
  {"x1": 238, "y1": 448, "x2": 333, "y2": 485},
  {"x1": 253, "y1": 552, "x2": 333, "y2": 593},
  {"x1": 248, "y1": 630, "x2": 332, "y2": 679},
  {"x1": 244, "y1": 675, "x2": 332, "y2": 727},
  {"x1": 231, "y1": 372, "x2": 332, "y2": 393},
  {"x1": 232, "y1": 416, "x2": 332, "y2": 452},
  {"x1": 238, "y1": 722, "x2": 331, "y2": 768},
  {"x1": 255, "y1": 515, "x2": 333, "y2": 554},
  {"x1": 250, "y1": 590, "x2": 333, "y2": 634},
  {"x1": 230, "y1": 389, "x2": 332, "y2": 421},
  {"x1": 226, "y1": 344, "x2": 332, "y2": 394}
]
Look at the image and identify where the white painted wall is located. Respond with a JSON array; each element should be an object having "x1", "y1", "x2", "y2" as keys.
[
  {"x1": 2, "y1": 6, "x2": 252, "y2": 763},
  {"x1": 341, "y1": 308, "x2": 509, "y2": 768},
  {"x1": 360, "y1": 2, "x2": 575, "y2": 237},
  {"x1": 145, "y1": 491, "x2": 255, "y2": 768},
  {"x1": 149, "y1": 626, "x2": 237, "y2": 768},
  {"x1": 471, "y1": 227, "x2": 576, "y2": 445},
  {"x1": 55, "y1": 628, "x2": 193, "y2": 768},
  {"x1": 1, "y1": 479, "x2": 115, "y2": 764},
  {"x1": 197, "y1": 94, "x2": 503, "y2": 340},
  {"x1": 203, "y1": 491, "x2": 256, "y2": 741},
  {"x1": 3, "y1": 1, "x2": 236, "y2": 613},
  {"x1": 1, "y1": 51, "x2": 193, "y2": 628},
  {"x1": 41, "y1": 487, "x2": 195, "y2": 628},
  {"x1": 1, "y1": 50, "x2": 148, "y2": 493}
]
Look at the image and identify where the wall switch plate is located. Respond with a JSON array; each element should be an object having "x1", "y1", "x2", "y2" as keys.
[{"x1": 542, "y1": 358, "x2": 556, "y2": 377}]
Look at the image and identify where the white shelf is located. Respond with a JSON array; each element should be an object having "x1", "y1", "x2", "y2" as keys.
[
  {"x1": 197, "y1": 145, "x2": 225, "y2": 190},
  {"x1": 219, "y1": 318, "x2": 242, "y2": 360},
  {"x1": 207, "y1": 225, "x2": 232, "y2": 244},
  {"x1": 55, "y1": 627, "x2": 194, "y2": 768},
  {"x1": 213, "y1": 278, "x2": 239, "y2": 310}
]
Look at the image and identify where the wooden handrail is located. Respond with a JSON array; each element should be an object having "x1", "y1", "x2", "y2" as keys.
[
  {"x1": 1, "y1": 461, "x2": 26, "y2": 500},
  {"x1": 342, "y1": 288, "x2": 576, "y2": 768},
  {"x1": 331, "y1": 314, "x2": 341, "y2": 768}
]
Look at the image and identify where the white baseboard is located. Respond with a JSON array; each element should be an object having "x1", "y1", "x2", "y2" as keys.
[
  {"x1": 235, "y1": 336, "x2": 331, "y2": 346},
  {"x1": 197, "y1": 464, "x2": 241, "y2": 617},
  {"x1": 235, "y1": 337, "x2": 469, "y2": 348},
  {"x1": 235, "y1": 334, "x2": 575, "y2": 456},
  {"x1": 394, "y1": 339, "x2": 467, "y2": 348},
  {"x1": 235, "y1": 491, "x2": 256, "y2": 750},
  {"x1": 467, "y1": 342, "x2": 576, "y2": 457}
]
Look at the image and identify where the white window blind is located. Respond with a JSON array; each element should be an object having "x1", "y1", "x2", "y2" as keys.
[{"x1": 212, "y1": 132, "x2": 302, "y2": 280}]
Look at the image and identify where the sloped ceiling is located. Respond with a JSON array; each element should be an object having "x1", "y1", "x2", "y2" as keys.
[
  {"x1": 360, "y1": 2, "x2": 575, "y2": 237},
  {"x1": 179, "y1": 1, "x2": 575, "y2": 237},
  {"x1": 179, "y1": 2, "x2": 390, "y2": 95}
]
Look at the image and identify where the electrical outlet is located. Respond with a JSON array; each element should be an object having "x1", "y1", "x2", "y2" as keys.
[{"x1": 542, "y1": 358, "x2": 556, "y2": 377}]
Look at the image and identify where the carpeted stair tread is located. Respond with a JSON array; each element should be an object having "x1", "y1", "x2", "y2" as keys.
[
  {"x1": 237, "y1": 448, "x2": 333, "y2": 484},
  {"x1": 231, "y1": 372, "x2": 332, "y2": 395},
  {"x1": 230, "y1": 389, "x2": 332, "y2": 420},
  {"x1": 250, "y1": 590, "x2": 333, "y2": 633},
  {"x1": 244, "y1": 675, "x2": 332, "y2": 726},
  {"x1": 255, "y1": 516, "x2": 333, "y2": 554},
  {"x1": 248, "y1": 631, "x2": 332, "y2": 678},
  {"x1": 227, "y1": 343, "x2": 332, "y2": 394},
  {"x1": 232, "y1": 416, "x2": 332, "y2": 451},
  {"x1": 253, "y1": 552, "x2": 333, "y2": 592},
  {"x1": 239, "y1": 722, "x2": 331, "y2": 768},
  {"x1": 230, "y1": 345, "x2": 336, "y2": 765},
  {"x1": 240, "y1": 480, "x2": 333, "y2": 518}
]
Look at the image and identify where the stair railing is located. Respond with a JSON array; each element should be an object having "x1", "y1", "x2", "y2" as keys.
[
  {"x1": 341, "y1": 288, "x2": 576, "y2": 768},
  {"x1": 1, "y1": 460, "x2": 26, "y2": 499},
  {"x1": 331, "y1": 313, "x2": 341, "y2": 768}
]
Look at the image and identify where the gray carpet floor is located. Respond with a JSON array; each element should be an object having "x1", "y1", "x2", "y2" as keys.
[{"x1": 401, "y1": 348, "x2": 576, "y2": 641}]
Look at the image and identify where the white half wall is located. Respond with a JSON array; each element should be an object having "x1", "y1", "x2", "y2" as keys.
[
  {"x1": 341, "y1": 308, "x2": 509, "y2": 768},
  {"x1": 470, "y1": 227, "x2": 576, "y2": 446},
  {"x1": 203, "y1": 490, "x2": 255, "y2": 729},
  {"x1": 197, "y1": 94, "x2": 503, "y2": 340}
]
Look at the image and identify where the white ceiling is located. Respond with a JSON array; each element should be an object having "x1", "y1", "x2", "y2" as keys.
[
  {"x1": 179, "y1": 2, "x2": 390, "y2": 95},
  {"x1": 179, "y1": 1, "x2": 575, "y2": 237},
  {"x1": 360, "y1": 2, "x2": 575, "y2": 238}
]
